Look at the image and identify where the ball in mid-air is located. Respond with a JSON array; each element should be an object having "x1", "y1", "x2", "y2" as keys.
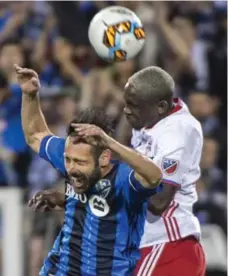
[{"x1": 88, "y1": 6, "x2": 146, "y2": 62}]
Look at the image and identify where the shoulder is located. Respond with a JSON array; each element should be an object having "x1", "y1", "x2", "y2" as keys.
[
  {"x1": 116, "y1": 161, "x2": 132, "y2": 176},
  {"x1": 155, "y1": 109, "x2": 203, "y2": 141},
  {"x1": 114, "y1": 162, "x2": 132, "y2": 186}
]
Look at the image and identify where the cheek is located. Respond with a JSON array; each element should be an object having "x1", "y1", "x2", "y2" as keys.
[
  {"x1": 79, "y1": 163, "x2": 96, "y2": 177},
  {"x1": 64, "y1": 161, "x2": 70, "y2": 172},
  {"x1": 130, "y1": 108, "x2": 141, "y2": 118}
]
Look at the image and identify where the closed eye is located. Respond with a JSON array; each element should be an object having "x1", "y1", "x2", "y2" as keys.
[
  {"x1": 76, "y1": 160, "x2": 88, "y2": 166},
  {"x1": 65, "y1": 156, "x2": 71, "y2": 163}
]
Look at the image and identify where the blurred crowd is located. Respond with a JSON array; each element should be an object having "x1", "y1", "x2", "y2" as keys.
[{"x1": 0, "y1": 1, "x2": 226, "y2": 275}]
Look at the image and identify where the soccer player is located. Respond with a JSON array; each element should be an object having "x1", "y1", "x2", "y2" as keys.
[
  {"x1": 121, "y1": 67, "x2": 206, "y2": 276},
  {"x1": 15, "y1": 64, "x2": 163, "y2": 276}
]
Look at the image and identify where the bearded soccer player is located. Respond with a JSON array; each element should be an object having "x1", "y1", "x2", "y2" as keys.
[
  {"x1": 15, "y1": 64, "x2": 163, "y2": 276},
  {"x1": 121, "y1": 67, "x2": 206, "y2": 276}
]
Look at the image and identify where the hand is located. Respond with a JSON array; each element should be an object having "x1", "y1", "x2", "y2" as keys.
[
  {"x1": 28, "y1": 189, "x2": 64, "y2": 212},
  {"x1": 71, "y1": 124, "x2": 111, "y2": 147},
  {"x1": 14, "y1": 64, "x2": 40, "y2": 95}
]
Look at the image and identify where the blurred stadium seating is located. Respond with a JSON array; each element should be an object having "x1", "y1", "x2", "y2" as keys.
[{"x1": 0, "y1": 1, "x2": 226, "y2": 275}]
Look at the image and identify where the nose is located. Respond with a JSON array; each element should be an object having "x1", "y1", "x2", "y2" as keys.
[{"x1": 68, "y1": 167, "x2": 74, "y2": 175}]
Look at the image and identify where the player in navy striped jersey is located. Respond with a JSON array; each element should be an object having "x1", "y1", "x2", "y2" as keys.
[{"x1": 15, "y1": 64, "x2": 163, "y2": 276}]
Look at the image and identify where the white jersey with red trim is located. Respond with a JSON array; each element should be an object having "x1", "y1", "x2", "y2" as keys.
[{"x1": 131, "y1": 98, "x2": 203, "y2": 247}]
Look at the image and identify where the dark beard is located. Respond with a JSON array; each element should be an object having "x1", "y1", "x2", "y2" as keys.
[
  {"x1": 88, "y1": 165, "x2": 102, "y2": 188},
  {"x1": 69, "y1": 165, "x2": 102, "y2": 193}
]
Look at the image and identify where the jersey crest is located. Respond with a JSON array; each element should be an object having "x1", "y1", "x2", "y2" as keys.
[
  {"x1": 162, "y1": 158, "x2": 179, "y2": 175},
  {"x1": 95, "y1": 179, "x2": 112, "y2": 199}
]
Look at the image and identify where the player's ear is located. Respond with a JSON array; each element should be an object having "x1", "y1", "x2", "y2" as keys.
[
  {"x1": 158, "y1": 100, "x2": 169, "y2": 115},
  {"x1": 99, "y1": 149, "x2": 111, "y2": 167}
]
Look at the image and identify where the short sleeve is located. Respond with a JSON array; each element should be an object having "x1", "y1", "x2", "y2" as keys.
[
  {"x1": 117, "y1": 163, "x2": 163, "y2": 206},
  {"x1": 39, "y1": 135, "x2": 66, "y2": 175},
  {"x1": 152, "y1": 123, "x2": 200, "y2": 188},
  {"x1": 9, "y1": 84, "x2": 22, "y2": 97}
]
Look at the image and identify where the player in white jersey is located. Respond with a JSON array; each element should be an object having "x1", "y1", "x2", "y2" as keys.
[{"x1": 122, "y1": 67, "x2": 206, "y2": 276}]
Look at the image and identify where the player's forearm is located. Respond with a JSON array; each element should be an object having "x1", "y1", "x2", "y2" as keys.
[
  {"x1": 54, "y1": 195, "x2": 65, "y2": 209},
  {"x1": 21, "y1": 93, "x2": 51, "y2": 150},
  {"x1": 107, "y1": 138, "x2": 162, "y2": 187}
]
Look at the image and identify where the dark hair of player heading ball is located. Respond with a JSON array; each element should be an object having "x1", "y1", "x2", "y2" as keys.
[{"x1": 66, "y1": 107, "x2": 115, "y2": 160}]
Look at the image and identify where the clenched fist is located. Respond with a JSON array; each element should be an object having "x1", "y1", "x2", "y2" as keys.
[{"x1": 14, "y1": 64, "x2": 41, "y2": 95}]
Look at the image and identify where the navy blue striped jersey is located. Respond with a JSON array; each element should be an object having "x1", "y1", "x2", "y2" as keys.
[{"x1": 39, "y1": 135, "x2": 162, "y2": 276}]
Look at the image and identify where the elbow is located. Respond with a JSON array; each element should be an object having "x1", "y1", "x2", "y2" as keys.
[
  {"x1": 148, "y1": 167, "x2": 163, "y2": 188},
  {"x1": 148, "y1": 206, "x2": 165, "y2": 216},
  {"x1": 148, "y1": 201, "x2": 168, "y2": 216}
]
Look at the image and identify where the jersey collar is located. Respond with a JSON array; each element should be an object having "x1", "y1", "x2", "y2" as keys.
[{"x1": 168, "y1": 98, "x2": 183, "y2": 115}]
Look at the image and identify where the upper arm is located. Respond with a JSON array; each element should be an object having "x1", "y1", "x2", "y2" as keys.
[
  {"x1": 152, "y1": 126, "x2": 187, "y2": 188},
  {"x1": 143, "y1": 129, "x2": 184, "y2": 214},
  {"x1": 28, "y1": 131, "x2": 53, "y2": 153},
  {"x1": 153, "y1": 123, "x2": 202, "y2": 188},
  {"x1": 39, "y1": 135, "x2": 66, "y2": 175},
  {"x1": 148, "y1": 123, "x2": 202, "y2": 212}
]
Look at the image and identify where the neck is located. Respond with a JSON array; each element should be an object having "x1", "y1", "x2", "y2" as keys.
[{"x1": 144, "y1": 105, "x2": 174, "y2": 129}]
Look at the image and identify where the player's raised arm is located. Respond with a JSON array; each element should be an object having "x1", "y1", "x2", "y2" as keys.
[
  {"x1": 14, "y1": 64, "x2": 52, "y2": 153},
  {"x1": 72, "y1": 124, "x2": 162, "y2": 189}
]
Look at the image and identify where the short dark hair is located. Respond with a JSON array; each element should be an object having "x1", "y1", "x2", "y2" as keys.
[
  {"x1": 128, "y1": 66, "x2": 175, "y2": 106},
  {"x1": 66, "y1": 107, "x2": 114, "y2": 159},
  {"x1": 67, "y1": 107, "x2": 114, "y2": 136}
]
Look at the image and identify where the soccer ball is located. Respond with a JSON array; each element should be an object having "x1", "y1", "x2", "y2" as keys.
[{"x1": 88, "y1": 6, "x2": 146, "y2": 62}]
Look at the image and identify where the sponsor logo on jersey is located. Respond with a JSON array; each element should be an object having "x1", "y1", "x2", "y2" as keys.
[
  {"x1": 65, "y1": 183, "x2": 87, "y2": 203},
  {"x1": 162, "y1": 158, "x2": 179, "y2": 175}
]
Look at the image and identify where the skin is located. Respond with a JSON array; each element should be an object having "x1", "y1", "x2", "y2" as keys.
[
  {"x1": 15, "y1": 64, "x2": 162, "y2": 212},
  {"x1": 30, "y1": 74, "x2": 177, "y2": 215},
  {"x1": 123, "y1": 82, "x2": 171, "y2": 130},
  {"x1": 64, "y1": 136, "x2": 111, "y2": 194},
  {"x1": 123, "y1": 80, "x2": 177, "y2": 216}
]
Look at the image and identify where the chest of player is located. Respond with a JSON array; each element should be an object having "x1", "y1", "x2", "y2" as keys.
[
  {"x1": 133, "y1": 131, "x2": 158, "y2": 159},
  {"x1": 64, "y1": 179, "x2": 118, "y2": 219}
]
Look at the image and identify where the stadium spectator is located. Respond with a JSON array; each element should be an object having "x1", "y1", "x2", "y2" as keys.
[
  {"x1": 0, "y1": 39, "x2": 31, "y2": 189},
  {"x1": 0, "y1": 1, "x2": 226, "y2": 275}
]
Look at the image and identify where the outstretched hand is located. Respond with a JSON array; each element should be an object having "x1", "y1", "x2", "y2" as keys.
[
  {"x1": 14, "y1": 64, "x2": 40, "y2": 95},
  {"x1": 28, "y1": 189, "x2": 64, "y2": 212}
]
